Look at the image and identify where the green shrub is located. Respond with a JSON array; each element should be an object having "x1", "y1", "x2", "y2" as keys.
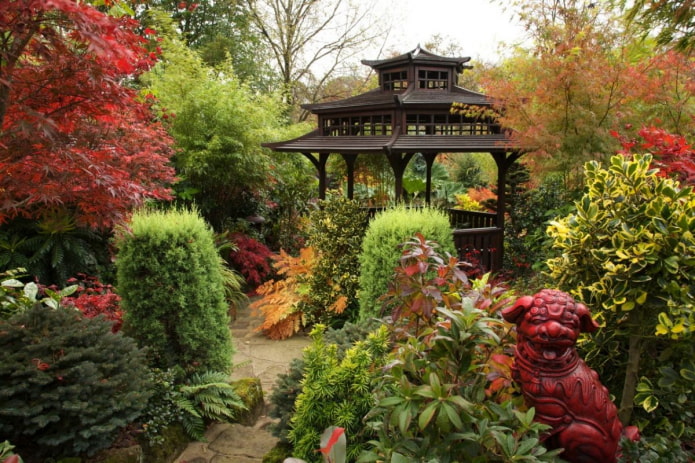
[
  {"x1": 305, "y1": 197, "x2": 368, "y2": 324},
  {"x1": 361, "y1": 238, "x2": 561, "y2": 463},
  {"x1": 503, "y1": 174, "x2": 578, "y2": 277},
  {"x1": 0, "y1": 213, "x2": 112, "y2": 287},
  {"x1": 268, "y1": 319, "x2": 381, "y2": 441},
  {"x1": 116, "y1": 208, "x2": 234, "y2": 374},
  {"x1": 287, "y1": 324, "x2": 391, "y2": 463},
  {"x1": 358, "y1": 205, "x2": 454, "y2": 321},
  {"x1": 0, "y1": 304, "x2": 152, "y2": 459},
  {"x1": 546, "y1": 153, "x2": 695, "y2": 425}
]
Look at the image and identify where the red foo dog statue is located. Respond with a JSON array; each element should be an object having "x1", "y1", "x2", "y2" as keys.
[{"x1": 502, "y1": 289, "x2": 639, "y2": 463}]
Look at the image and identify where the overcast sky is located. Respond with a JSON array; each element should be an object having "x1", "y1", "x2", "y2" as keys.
[{"x1": 363, "y1": 0, "x2": 527, "y2": 64}]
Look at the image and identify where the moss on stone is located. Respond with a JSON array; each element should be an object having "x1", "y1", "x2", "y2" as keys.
[
  {"x1": 139, "y1": 424, "x2": 189, "y2": 463},
  {"x1": 262, "y1": 441, "x2": 293, "y2": 463},
  {"x1": 233, "y1": 377, "x2": 264, "y2": 426}
]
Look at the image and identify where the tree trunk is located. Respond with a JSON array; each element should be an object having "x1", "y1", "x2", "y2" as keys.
[{"x1": 618, "y1": 331, "x2": 641, "y2": 426}]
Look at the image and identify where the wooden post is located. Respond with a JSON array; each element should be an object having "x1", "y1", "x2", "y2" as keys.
[
  {"x1": 386, "y1": 152, "x2": 414, "y2": 201},
  {"x1": 341, "y1": 153, "x2": 358, "y2": 200},
  {"x1": 423, "y1": 153, "x2": 438, "y2": 205},
  {"x1": 302, "y1": 152, "x2": 330, "y2": 200}
]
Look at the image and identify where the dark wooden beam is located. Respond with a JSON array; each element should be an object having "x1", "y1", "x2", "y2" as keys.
[
  {"x1": 341, "y1": 153, "x2": 359, "y2": 200},
  {"x1": 302, "y1": 152, "x2": 330, "y2": 200},
  {"x1": 423, "y1": 153, "x2": 438, "y2": 205}
]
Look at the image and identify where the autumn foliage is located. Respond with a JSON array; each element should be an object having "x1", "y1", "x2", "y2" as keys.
[
  {"x1": 613, "y1": 126, "x2": 695, "y2": 186},
  {"x1": 61, "y1": 274, "x2": 123, "y2": 333},
  {"x1": 251, "y1": 247, "x2": 347, "y2": 340},
  {"x1": 0, "y1": 0, "x2": 176, "y2": 229}
]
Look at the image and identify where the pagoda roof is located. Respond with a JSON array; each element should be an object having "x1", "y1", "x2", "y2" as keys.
[
  {"x1": 303, "y1": 84, "x2": 492, "y2": 113},
  {"x1": 361, "y1": 46, "x2": 472, "y2": 73},
  {"x1": 262, "y1": 129, "x2": 514, "y2": 155}
]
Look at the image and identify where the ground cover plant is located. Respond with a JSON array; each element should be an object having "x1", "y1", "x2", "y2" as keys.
[{"x1": 116, "y1": 207, "x2": 234, "y2": 374}]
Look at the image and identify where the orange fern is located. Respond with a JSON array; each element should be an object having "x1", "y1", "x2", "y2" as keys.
[{"x1": 250, "y1": 248, "x2": 316, "y2": 340}]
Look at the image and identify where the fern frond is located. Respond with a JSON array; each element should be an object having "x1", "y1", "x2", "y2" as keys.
[
  {"x1": 181, "y1": 413, "x2": 206, "y2": 441},
  {"x1": 174, "y1": 396, "x2": 201, "y2": 418}
]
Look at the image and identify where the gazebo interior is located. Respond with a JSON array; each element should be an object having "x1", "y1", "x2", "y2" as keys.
[{"x1": 264, "y1": 46, "x2": 523, "y2": 271}]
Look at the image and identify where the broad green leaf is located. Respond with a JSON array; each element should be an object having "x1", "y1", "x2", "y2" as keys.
[
  {"x1": 418, "y1": 402, "x2": 438, "y2": 431},
  {"x1": 641, "y1": 395, "x2": 659, "y2": 413},
  {"x1": 2, "y1": 279, "x2": 24, "y2": 288}
]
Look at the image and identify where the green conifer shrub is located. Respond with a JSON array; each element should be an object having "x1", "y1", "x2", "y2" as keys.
[
  {"x1": 287, "y1": 324, "x2": 391, "y2": 463},
  {"x1": 305, "y1": 197, "x2": 368, "y2": 324},
  {"x1": 357, "y1": 205, "x2": 454, "y2": 320},
  {"x1": 0, "y1": 305, "x2": 152, "y2": 459},
  {"x1": 268, "y1": 319, "x2": 381, "y2": 441},
  {"x1": 116, "y1": 208, "x2": 233, "y2": 374}
]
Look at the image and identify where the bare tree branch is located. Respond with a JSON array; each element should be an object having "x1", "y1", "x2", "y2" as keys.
[{"x1": 244, "y1": 0, "x2": 388, "y2": 116}]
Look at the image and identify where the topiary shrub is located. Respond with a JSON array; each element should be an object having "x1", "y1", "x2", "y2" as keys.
[
  {"x1": 304, "y1": 197, "x2": 368, "y2": 324},
  {"x1": 116, "y1": 208, "x2": 234, "y2": 374},
  {"x1": 357, "y1": 205, "x2": 454, "y2": 321},
  {"x1": 0, "y1": 304, "x2": 152, "y2": 459}
]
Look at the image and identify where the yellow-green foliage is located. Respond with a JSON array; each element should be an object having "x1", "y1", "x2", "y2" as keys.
[
  {"x1": 358, "y1": 205, "x2": 454, "y2": 321},
  {"x1": 546, "y1": 154, "x2": 695, "y2": 337},
  {"x1": 117, "y1": 207, "x2": 234, "y2": 373},
  {"x1": 453, "y1": 193, "x2": 485, "y2": 212}
]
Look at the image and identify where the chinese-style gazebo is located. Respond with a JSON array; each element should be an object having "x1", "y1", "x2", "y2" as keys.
[{"x1": 263, "y1": 47, "x2": 523, "y2": 271}]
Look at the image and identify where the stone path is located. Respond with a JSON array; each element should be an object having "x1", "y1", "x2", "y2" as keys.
[{"x1": 174, "y1": 303, "x2": 311, "y2": 463}]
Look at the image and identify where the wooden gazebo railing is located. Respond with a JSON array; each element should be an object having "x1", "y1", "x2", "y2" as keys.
[
  {"x1": 447, "y1": 209, "x2": 496, "y2": 229},
  {"x1": 453, "y1": 226, "x2": 503, "y2": 272},
  {"x1": 364, "y1": 208, "x2": 503, "y2": 272}
]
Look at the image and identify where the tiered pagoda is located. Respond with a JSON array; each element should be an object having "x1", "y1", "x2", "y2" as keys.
[{"x1": 264, "y1": 47, "x2": 523, "y2": 271}]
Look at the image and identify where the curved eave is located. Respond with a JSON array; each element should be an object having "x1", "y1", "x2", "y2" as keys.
[
  {"x1": 304, "y1": 86, "x2": 494, "y2": 114},
  {"x1": 361, "y1": 47, "x2": 472, "y2": 72},
  {"x1": 263, "y1": 132, "x2": 518, "y2": 155}
]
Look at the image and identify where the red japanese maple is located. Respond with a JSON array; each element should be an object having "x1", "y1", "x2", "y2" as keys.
[
  {"x1": 0, "y1": 0, "x2": 176, "y2": 229},
  {"x1": 613, "y1": 126, "x2": 695, "y2": 186}
]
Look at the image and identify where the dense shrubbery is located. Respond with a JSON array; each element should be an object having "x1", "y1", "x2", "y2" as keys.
[
  {"x1": 0, "y1": 215, "x2": 112, "y2": 287},
  {"x1": 0, "y1": 304, "x2": 152, "y2": 459},
  {"x1": 252, "y1": 198, "x2": 369, "y2": 338},
  {"x1": 287, "y1": 324, "x2": 391, "y2": 462},
  {"x1": 116, "y1": 208, "x2": 234, "y2": 374},
  {"x1": 358, "y1": 205, "x2": 454, "y2": 321},
  {"x1": 304, "y1": 197, "x2": 368, "y2": 324},
  {"x1": 360, "y1": 235, "x2": 560, "y2": 462},
  {"x1": 268, "y1": 319, "x2": 381, "y2": 441},
  {"x1": 547, "y1": 154, "x2": 695, "y2": 454},
  {"x1": 548, "y1": 155, "x2": 695, "y2": 423},
  {"x1": 277, "y1": 236, "x2": 563, "y2": 462},
  {"x1": 503, "y1": 174, "x2": 578, "y2": 277}
]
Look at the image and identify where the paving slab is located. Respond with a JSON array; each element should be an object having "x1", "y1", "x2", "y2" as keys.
[{"x1": 174, "y1": 303, "x2": 310, "y2": 463}]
